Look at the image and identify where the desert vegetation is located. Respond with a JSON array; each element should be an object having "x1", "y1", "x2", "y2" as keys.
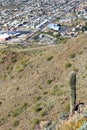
[{"x1": 0, "y1": 33, "x2": 87, "y2": 130}]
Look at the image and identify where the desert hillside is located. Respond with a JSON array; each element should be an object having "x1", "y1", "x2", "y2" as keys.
[{"x1": 0, "y1": 33, "x2": 87, "y2": 130}]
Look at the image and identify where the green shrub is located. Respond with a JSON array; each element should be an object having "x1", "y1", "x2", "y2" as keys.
[
  {"x1": 12, "y1": 103, "x2": 28, "y2": 117},
  {"x1": 78, "y1": 51, "x2": 83, "y2": 55},
  {"x1": 16, "y1": 87, "x2": 19, "y2": 91},
  {"x1": 38, "y1": 85, "x2": 42, "y2": 89},
  {"x1": 13, "y1": 120, "x2": 19, "y2": 127},
  {"x1": 15, "y1": 65, "x2": 24, "y2": 72},
  {"x1": 1, "y1": 49, "x2": 8, "y2": 54},
  {"x1": 47, "y1": 56, "x2": 53, "y2": 61},
  {"x1": 47, "y1": 79, "x2": 52, "y2": 84},
  {"x1": 6, "y1": 66, "x2": 13, "y2": 74},
  {"x1": 83, "y1": 46, "x2": 87, "y2": 50},
  {"x1": 0, "y1": 74, "x2": 7, "y2": 80},
  {"x1": 65, "y1": 103, "x2": 70, "y2": 112},
  {"x1": 40, "y1": 109, "x2": 47, "y2": 117},
  {"x1": 33, "y1": 102, "x2": 46, "y2": 113},
  {"x1": 34, "y1": 96, "x2": 41, "y2": 102},
  {"x1": 33, "y1": 104, "x2": 43, "y2": 113},
  {"x1": 0, "y1": 118, "x2": 5, "y2": 125},
  {"x1": 73, "y1": 67, "x2": 79, "y2": 72},
  {"x1": 43, "y1": 91, "x2": 48, "y2": 95},
  {"x1": 15, "y1": 58, "x2": 29, "y2": 72},
  {"x1": 65, "y1": 62, "x2": 72, "y2": 68},
  {"x1": 50, "y1": 85, "x2": 64, "y2": 96},
  {"x1": 21, "y1": 59, "x2": 29, "y2": 67},
  {"x1": 60, "y1": 84, "x2": 64, "y2": 88},
  {"x1": 69, "y1": 53, "x2": 76, "y2": 58},
  {"x1": 8, "y1": 128, "x2": 12, "y2": 130},
  {"x1": 0, "y1": 57, "x2": 5, "y2": 64},
  {"x1": 32, "y1": 119, "x2": 39, "y2": 130},
  {"x1": 0, "y1": 101, "x2": 2, "y2": 105},
  {"x1": 85, "y1": 66, "x2": 87, "y2": 70},
  {"x1": 11, "y1": 56, "x2": 17, "y2": 63}
]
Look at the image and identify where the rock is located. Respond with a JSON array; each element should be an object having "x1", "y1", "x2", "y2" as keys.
[
  {"x1": 59, "y1": 113, "x2": 69, "y2": 120},
  {"x1": 34, "y1": 124, "x2": 41, "y2": 130},
  {"x1": 34, "y1": 120, "x2": 51, "y2": 130},
  {"x1": 40, "y1": 120, "x2": 51, "y2": 128}
]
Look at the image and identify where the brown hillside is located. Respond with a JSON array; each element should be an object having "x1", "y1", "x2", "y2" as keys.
[{"x1": 0, "y1": 33, "x2": 87, "y2": 130}]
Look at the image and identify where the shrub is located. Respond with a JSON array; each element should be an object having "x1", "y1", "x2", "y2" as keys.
[
  {"x1": 6, "y1": 66, "x2": 13, "y2": 74},
  {"x1": 47, "y1": 56, "x2": 53, "y2": 61},
  {"x1": 85, "y1": 66, "x2": 87, "y2": 70},
  {"x1": 32, "y1": 119, "x2": 39, "y2": 130},
  {"x1": 65, "y1": 103, "x2": 70, "y2": 112},
  {"x1": 60, "y1": 84, "x2": 64, "y2": 88},
  {"x1": 1, "y1": 49, "x2": 8, "y2": 54},
  {"x1": 8, "y1": 128, "x2": 12, "y2": 130},
  {"x1": 13, "y1": 120, "x2": 19, "y2": 127},
  {"x1": 50, "y1": 85, "x2": 64, "y2": 96},
  {"x1": 78, "y1": 51, "x2": 83, "y2": 55},
  {"x1": 12, "y1": 103, "x2": 28, "y2": 117},
  {"x1": 33, "y1": 102, "x2": 46, "y2": 113},
  {"x1": 47, "y1": 79, "x2": 52, "y2": 84},
  {"x1": 69, "y1": 53, "x2": 76, "y2": 58},
  {"x1": 15, "y1": 58, "x2": 29, "y2": 72},
  {"x1": 40, "y1": 109, "x2": 47, "y2": 117},
  {"x1": 65, "y1": 62, "x2": 72, "y2": 68},
  {"x1": 11, "y1": 56, "x2": 17, "y2": 63},
  {"x1": 33, "y1": 96, "x2": 41, "y2": 102},
  {"x1": 0, "y1": 118, "x2": 5, "y2": 125},
  {"x1": 83, "y1": 46, "x2": 87, "y2": 50},
  {"x1": 0, "y1": 57, "x2": 5, "y2": 64},
  {"x1": 15, "y1": 65, "x2": 24, "y2": 72},
  {"x1": 0, "y1": 101, "x2": 2, "y2": 105},
  {"x1": 38, "y1": 85, "x2": 42, "y2": 89},
  {"x1": 16, "y1": 87, "x2": 19, "y2": 91},
  {"x1": 43, "y1": 91, "x2": 48, "y2": 95},
  {"x1": 21, "y1": 59, "x2": 29, "y2": 67},
  {"x1": 0, "y1": 74, "x2": 7, "y2": 80},
  {"x1": 73, "y1": 67, "x2": 79, "y2": 72},
  {"x1": 33, "y1": 104, "x2": 43, "y2": 113}
]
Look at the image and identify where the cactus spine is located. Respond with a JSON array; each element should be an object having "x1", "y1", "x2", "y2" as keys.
[{"x1": 69, "y1": 71, "x2": 76, "y2": 116}]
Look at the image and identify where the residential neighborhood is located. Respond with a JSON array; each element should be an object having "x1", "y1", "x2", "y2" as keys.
[{"x1": 0, "y1": 0, "x2": 87, "y2": 45}]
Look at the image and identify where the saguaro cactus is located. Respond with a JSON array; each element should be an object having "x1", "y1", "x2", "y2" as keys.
[{"x1": 69, "y1": 71, "x2": 76, "y2": 116}]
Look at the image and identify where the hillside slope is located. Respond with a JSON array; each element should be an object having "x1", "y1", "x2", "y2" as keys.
[{"x1": 0, "y1": 33, "x2": 87, "y2": 130}]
